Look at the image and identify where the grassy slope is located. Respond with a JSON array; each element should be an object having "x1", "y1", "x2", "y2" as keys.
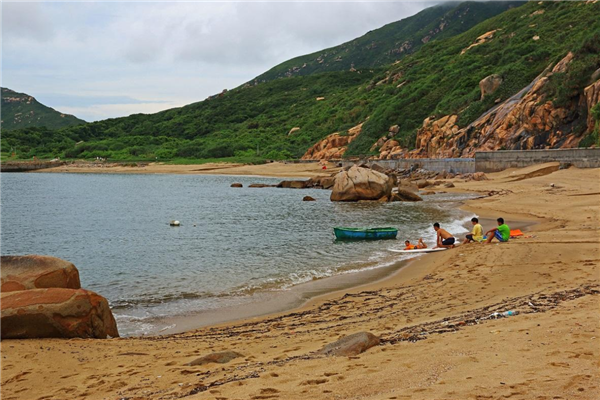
[
  {"x1": 3, "y1": 2, "x2": 599, "y2": 161},
  {"x1": 254, "y1": 2, "x2": 524, "y2": 82},
  {"x1": 1, "y1": 88, "x2": 85, "y2": 131}
]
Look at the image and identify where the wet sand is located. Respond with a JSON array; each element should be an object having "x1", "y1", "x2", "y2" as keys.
[{"x1": 2, "y1": 163, "x2": 599, "y2": 400}]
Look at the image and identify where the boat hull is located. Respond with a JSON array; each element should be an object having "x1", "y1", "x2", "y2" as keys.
[{"x1": 334, "y1": 227, "x2": 398, "y2": 241}]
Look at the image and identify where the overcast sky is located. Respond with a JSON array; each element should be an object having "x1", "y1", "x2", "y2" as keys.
[{"x1": 2, "y1": 1, "x2": 437, "y2": 122}]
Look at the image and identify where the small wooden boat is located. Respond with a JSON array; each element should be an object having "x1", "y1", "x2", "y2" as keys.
[{"x1": 334, "y1": 227, "x2": 398, "y2": 240}]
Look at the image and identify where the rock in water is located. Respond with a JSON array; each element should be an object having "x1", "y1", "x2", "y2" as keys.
[
  {"x1": 277, "y1": 180, "x2": 310, "y2": 189},
  {"x1": 317, "y1": 332, "x2": 380, "y2": 357},
  {"x1": 330, "y1": 165, "x2": 394, "y2": 202},
  {"x1": 1, "y1": 255, "x2": 81, "y2": 292},
  {"x1": 230, "y1": 183, "x2": 243, "y2": 188},
  {"x1": 303, "y1": 196, "x2": 316, "y2": 201},
  {"x1": 394, "y1": 188, "x2": 423, "y2": 202},
  {"x1": 1, "y1": 288, "x2": 119, "y2": 339},
  {"x1": 187, "y1": 351, "x2": 244, "y2": 366}
]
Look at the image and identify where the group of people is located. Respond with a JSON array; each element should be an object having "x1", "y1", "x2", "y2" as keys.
[{"x1": 403, "y1": 217, "x2": 511, "y2": 250}]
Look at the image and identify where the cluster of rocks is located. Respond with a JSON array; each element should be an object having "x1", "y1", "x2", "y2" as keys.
[
  {"x1": 1, "y1": 255, "x2": 119, "y2": 339},
  {"x1": 232, "y1": 175, "x2": 336, "y2": 190}
]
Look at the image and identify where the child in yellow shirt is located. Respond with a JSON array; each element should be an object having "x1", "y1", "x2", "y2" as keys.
[{"x1": 463, "y1": 217, "x2": 484, "y2": 244}]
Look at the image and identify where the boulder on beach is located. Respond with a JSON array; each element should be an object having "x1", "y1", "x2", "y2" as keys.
[
  {"x1": 394, "y1": 188, "x2": 423, "y2": 202},
  {"x1": 317, "y1": 332, "x2": 380, "y2": 357},
  {"x1": 187, "y1": 350, "x2": 244, "y2": 366},
  {"x1": 230, "y1": 183, "x2": 243, "y2": 188},
  {"x1": 330, "y1": 165, "x2": 394, "y2": 202},
  {"x1": 443, "y1": 182, "x2": 455, "y2": 188},
  {"x1": 1, "y1": 255, "x2": 81, "y2": 293},
  {"x1": 1, "y1": 288, "x2": 119, "y2": 339}
]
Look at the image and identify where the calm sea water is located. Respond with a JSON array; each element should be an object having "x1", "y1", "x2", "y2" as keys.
[{"x1": 1, "y1": 173, "x2": 474, "y2": 336}]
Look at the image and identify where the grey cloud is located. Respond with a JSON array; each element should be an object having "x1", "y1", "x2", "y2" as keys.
[{"x1": 2, "y1": 2, "x2": 55, "y2": 42}]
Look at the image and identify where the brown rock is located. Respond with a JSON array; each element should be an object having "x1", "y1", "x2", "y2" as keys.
[
  {"x1": 421, "y1": 190, "x2": 436, "y2": 195},
  {"x1": 479, "y1": 74, "x2": 503, "y2": 100},
  {"x1": 330, "y1": 165, "x2": 394, "y2": 202},
  {"x1": 1, "y1": 255, "x2": 81, "y2": 293},
  {"x1": 248, "y1": 183, "x2": 274, "y2": 188},
  {"x1": 230, "y1": 183, "x2": 243, "y2": 188},
  {"x1": 277, "y1": 180, "x2": 310, "y2": 189},
  {"x1": 301, "y1": 123, "x2": 364, "y2": 160},
  {"x1": 443, "y1": 182, "x2": 455, "y2": 188},
  {"x1": 187, "y1": 351, "x2": 243, "y2": 366},
  {"x1": 1, "y1": 288, "x2": 119, "y2": 339},
  {"x1": 303, "y1": 196, "x2": 316, "y2": 202},
  {"x1": 472, "y1": 172, "x2": 488, "y2": 181},
  {"x1": 317, "y1": 332, "x2": 380, "y2": 357},
  {"x1": 395, "y1": 188, "x2": 423, "y2": 202},
  {"x1": 416, "y1": 180, "x2": 432, "y2": 189}
]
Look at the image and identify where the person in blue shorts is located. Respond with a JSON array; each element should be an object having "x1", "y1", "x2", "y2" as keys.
[{"x1": 485, "y1": 217, "x2": 510, "y2": 244}]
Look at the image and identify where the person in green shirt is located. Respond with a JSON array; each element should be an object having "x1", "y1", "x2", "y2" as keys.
[{"x1": 485, "y1": 217, "x2": 510, "y2": 243}]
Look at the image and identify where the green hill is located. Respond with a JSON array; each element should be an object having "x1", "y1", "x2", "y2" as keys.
[
  {"x1": 1, "y1": 88, "x2": 85, "y2": 131},
  {"x1": 3, "y1": 1, "x2": 599, "y2": 161},
  {"x1": 254, "y1": 1, "x2": 524, "y2": 83}
]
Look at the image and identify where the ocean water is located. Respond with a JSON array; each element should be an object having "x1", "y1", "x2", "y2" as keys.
[{"x1": 1, "y1": 173, "x2": 475, "y2": 336}]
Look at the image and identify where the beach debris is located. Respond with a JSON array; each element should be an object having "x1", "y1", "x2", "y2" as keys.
[
  {"x1": 316, "y1": 332, "x2": 380, "y2": 356},
  {"x1": 230, "y1": 183, "x2": 243, "y2": 188},
  {"x1": 170, "y1": 220, "x2": 181, "y2": 226},
  {"x1": 303, "y1": 196, "x2": 316, "y2": 201},
  {"x1": 187, "y1": 350, "x2": 244, "y2": 366},
  {"x1": 1, "y1": 287, "x2": 119, "y2": 339},
  {"x1": 1, "y1": 255, "x2": 81, "y2": 292}
]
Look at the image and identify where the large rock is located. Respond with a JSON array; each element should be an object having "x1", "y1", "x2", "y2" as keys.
[
  {"x1": 1, "y1": 288, "x2": 119, "y2": 339},
  {"x1": 330, "y1": 165, "x2": 394, "y2": 202},
  {"x1": 277, "y1": 180, "x2": 310, "y2": 189},
  {"x1": 395, "y1": 188, "x2": 423, "y2": 202},
  {"x1": 187, "y1": 351, "x2": 243, "y2": 366},
  {"x1": 479, "y1": 74, "x2": 503, "y2": 100},
  {"x1": 317, "y1": 332, "x2": 380, "y2": 357},
  {"x1": 309, "y1": 176, "x2": 335, "y2": 189},
  {"x1": 1, "y1": 255, "x2": 81, "y2": 293}
]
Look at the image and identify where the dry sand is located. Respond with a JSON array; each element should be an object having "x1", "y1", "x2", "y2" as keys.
[
  {"x1": 36, "y1": 161, "x2": 341, "y2": 178},
  {"x1": 2, "y1": 164, "x2": 599, "y2": 400}
]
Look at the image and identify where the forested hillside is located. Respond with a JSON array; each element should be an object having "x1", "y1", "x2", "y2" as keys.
[
  {"x1": 1, "y1": 88, "x2": 85, "y2": 131},
  {"x1": 2, "y1": 1, "x2": 599, "y2": 161}
]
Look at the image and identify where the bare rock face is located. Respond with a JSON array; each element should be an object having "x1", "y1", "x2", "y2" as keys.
[
  {"x1": 411, "y1": 52, "x2": 595, "y2": 158},
  {"x1": 187, "y1": 351, "x2": 244, "y2": 366},
  {"x1": 480, "y1": 74, "x2": 503, "y2": 100},
  {"x1": 288, "y1": 127, "x2": 301, "y2": 136},
  {"x1": 1, "y1": 255, "x2": 81, "y2": 293},
  {"x1": 301, "y1": 123, "x2": 363, "y2": 160},
  {"x1": 317, "y1": 332, "x2": 380, "y2": 357},
  {"x1": 330, "y1": 165, "x2": 394, "y2": 202},
  {"x1": 1, "y1": 288, "x2": 119, "y2": 339}
]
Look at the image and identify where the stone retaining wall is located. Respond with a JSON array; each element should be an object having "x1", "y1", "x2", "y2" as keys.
[{"x1": 474, "y1": 148, "x2": 600, "y2": 172}]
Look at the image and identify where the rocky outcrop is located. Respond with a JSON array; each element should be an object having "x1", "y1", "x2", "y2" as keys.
[
  {"x1": 1, "y1": 288, "x2": 119, "y2": 339},
  {"x1": 317, "y1": 332, "x2": 380, "y2": 357},
  {"x1": 301, "y1": 123, "x2": 363, "y2": 160},
  {"x1": 461, "y1": 30, "x2": 498, "y2": 55},
  {"x1": 480, "y1": 74, "x2": 503, "y2": 100},
  {"x1": 584, "y1": 79, "x2": 600, "y2": 132},
  {"x1": 411, "y1": 52, "x2": 599, "y2": 158},
  {"x1": 330, "y1": 165, "x2": 394, "y2": 202},
  {"x1": 1, "y1": 255, "x2": 81, "y2": 293}
]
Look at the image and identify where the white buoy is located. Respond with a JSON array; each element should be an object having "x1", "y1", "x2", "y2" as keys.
[{"x1": 170, "y1": 220, "x2": 180, "y2": 226}]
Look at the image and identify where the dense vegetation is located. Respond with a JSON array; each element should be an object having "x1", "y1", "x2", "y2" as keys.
[
  {"x1": 3, "y1": 1, "x2": 599, "y2": 161},
  {"x1": 255, "y1": 1, "x2": 523, "y2": 82},
  {"x1": 1, "y1": 88, "x2": 85, "y2": 132}
]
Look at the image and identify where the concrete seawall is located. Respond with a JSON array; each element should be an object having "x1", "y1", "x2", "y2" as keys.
[
  {"x1": 474, "y1": 148, "x2": 600, "y2": 172},
  {"x1": 340, "y1": 148, "x2": 600, "y2": 173}
]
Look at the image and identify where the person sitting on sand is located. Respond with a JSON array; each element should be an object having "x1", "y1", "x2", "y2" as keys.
[
  {"x1": 404, "y1": 238, "x2": 427, "y2": 250},
  {"x1": 485, "y1": 217, "x2": 510, "y2": 244},
  {"x1": 433, "y1": 222, "x2": 455, "y2": 248},
  {"x1": 463, "y1": 217, "x2": 484, "y2": 244}
]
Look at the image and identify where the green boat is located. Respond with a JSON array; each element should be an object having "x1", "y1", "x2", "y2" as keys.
[{"x1": 334, "y1": 227, "x2": 398, "y2": 240}]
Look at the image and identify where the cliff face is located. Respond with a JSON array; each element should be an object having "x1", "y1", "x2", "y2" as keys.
[
  {"x1": 301, "y1": 123, "x2": 363, "y2": 160},
  {"x1": 410, "y1": 52, "x2": 600, "y2": 158}
]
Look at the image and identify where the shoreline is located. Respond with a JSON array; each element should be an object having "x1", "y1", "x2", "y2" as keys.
[{"x1": 2, "y1": 164, "x2": 599, "y2": 400}]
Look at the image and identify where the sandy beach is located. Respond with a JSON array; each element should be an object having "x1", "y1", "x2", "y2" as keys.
[
  {"x1": 2, "y1": 163, "x2": 599, "y2": 400},
  {"x1": 35, "y1": 161, "x2": 342, "y2": 178}
]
